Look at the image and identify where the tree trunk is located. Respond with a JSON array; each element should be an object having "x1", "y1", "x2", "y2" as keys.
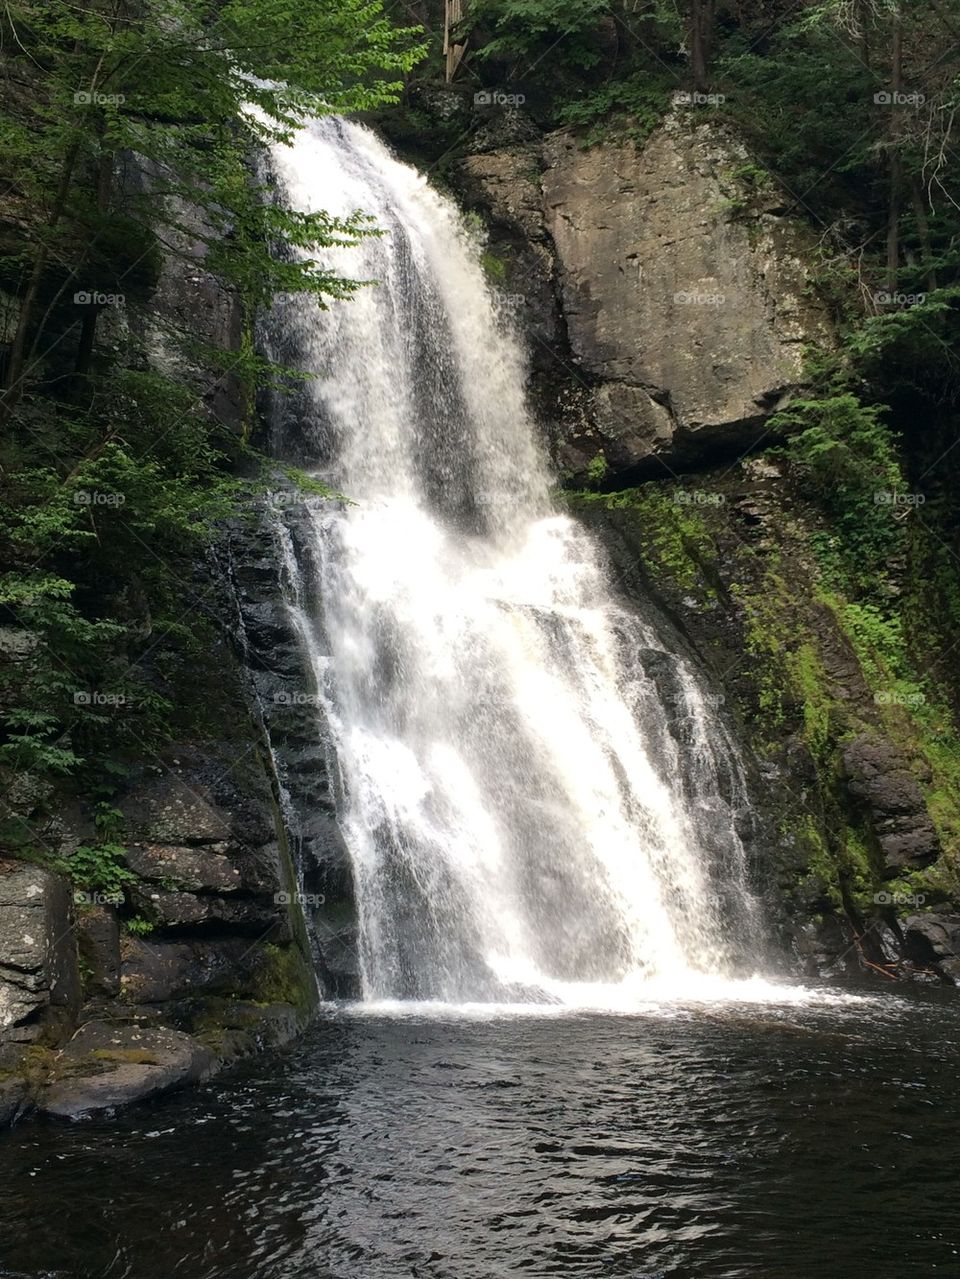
[
  {"x1": 73, "y1": 142, "x2": 115, "y2": 388},
  {"x1": 444, "y1": 0, "x2": 466, "y2": 83},
  {"x1": 691, "y1": 0, "x2": 709, "y2": 95},
  {"x1": 0, "y1": 143, "x2": 81, "y2": 424},
  {"x1": 910, "y1": 177, "x2": 938, "y2": 293},
  {"x1": 885, "y1": 12, "x2": 903, "y2": 294}
]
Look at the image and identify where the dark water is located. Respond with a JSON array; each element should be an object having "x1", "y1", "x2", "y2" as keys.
[{"x1": 2, "y1": 986, "x2": 959, "y2": 1279}]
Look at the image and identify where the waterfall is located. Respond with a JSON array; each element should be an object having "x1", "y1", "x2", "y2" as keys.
[{"x1": 262, "y1": 116, "x2": 762, "y2": 1007}]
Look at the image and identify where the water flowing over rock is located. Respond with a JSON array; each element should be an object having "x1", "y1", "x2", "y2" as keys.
[{"x1": 260, "y1": 117, "x2": 764, "y2": 1007}]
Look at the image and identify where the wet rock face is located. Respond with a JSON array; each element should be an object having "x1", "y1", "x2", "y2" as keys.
[
  {"x1": 225, "y1": 503, "x2": 362, "y2": 998},
  {"x1": 0, "y1": 864, "x2": 80, "y2": 1046}
]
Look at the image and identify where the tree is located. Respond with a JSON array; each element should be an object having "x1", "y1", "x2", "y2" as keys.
[
  {"x1": 0, "y1": 0, "x2": 425, "y2": 422},
  {"x1": 0, "y1": 1, "x2": 425, "y2": 826}
]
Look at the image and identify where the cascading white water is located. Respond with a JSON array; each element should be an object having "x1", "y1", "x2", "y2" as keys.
[{"x1": 264, "y1": 116, "x2": 762, "y2": 1006}]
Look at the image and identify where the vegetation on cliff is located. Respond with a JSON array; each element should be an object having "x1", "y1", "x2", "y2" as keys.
[{"x1": 0, "y1": 1, "x2": 424, "y2": 866}]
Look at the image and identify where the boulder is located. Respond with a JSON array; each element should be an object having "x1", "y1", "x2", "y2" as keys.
[
  {"x1": 0, "y1": 863, "x2": 80, "y2": 1045},
  {"x1": 901, "y1": 913, "x2": 960, "y2": 983},
  {"x1": 39, "y1": 1020, "x2": 214, "y2": 1118}
]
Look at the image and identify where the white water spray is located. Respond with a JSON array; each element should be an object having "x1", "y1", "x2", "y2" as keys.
[{"x1": 264, "y1": 117, "x2": 762, "y2": 1005}]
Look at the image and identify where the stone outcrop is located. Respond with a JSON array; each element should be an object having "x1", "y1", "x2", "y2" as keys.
[
  {"x1": 117, "y1": 749, "x2": 293, "y2": 940},
  {"x1": 842, "y1": 734, "x2": 940, "y2": 874},
  {"x1": 0, "y1": 864, "x2": 80, "y2": 1046},
  {"x1": 39, "y1": 1021, "x2": 215, "y2": 1119},
  {"x1": 901, "y1": 913, "x2": 960, "y2": 984},
  {"x1": 457, "y1": 108, "x2": 832, "y2": 478},
  {"x1": 0, "y1": 739, "x2": 317, "y2": 1128}
]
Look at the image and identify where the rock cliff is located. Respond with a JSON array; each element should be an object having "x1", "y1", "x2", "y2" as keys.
[{"x1": 458, "y1": 106, "x2": 831, "y2": 478}]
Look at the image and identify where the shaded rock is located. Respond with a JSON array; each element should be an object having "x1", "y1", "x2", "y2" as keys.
[
  {"x1": 842, "y1": 734, "x2": 940, "y2": 872},
  {"x1": 128, "y1": 884, "x2": 287, "y2": 936},
  {"x1": 76, "y1": 905, "x2": 121, "y2": 998},
  {"x1": 901, "y1": 913, "x2": 960, "y2": 983},
  {"x1": 792, "y1": 916, "x2": 860, "y2": 979},
  {"x1": 123, "y1": 842, "x2": 243, "y2": 893},
  {"x1": 118, "y1": 750, "x2": 275, "y2": 849},
  {"x1": 121, "y1": 159, "x2": 244, "y2": 430},
  {"x1": 190, "y1": 999, "x2": 300, "y2": 1065},
  {"x1": 120, "y1": 935, "x2": 280, "y2": 1004},
  {"x1": 454, "y1": 145, "x2": 562, "y2": 370},
  {"x1": 590, "y1": 382, "x2": 674, "y2": 470},
  {"x1": 40, "y1": 1021, "x2": 214, "y2": 1119},
  {"x1": 460, "y1": 148, "x2": 547, "y2": 243},
  {"x1": 0, "y1": 863, "x2": 80, "y2": 1045},
  {"x1": 0, "y1": 1073, "x2": 29, "y2": 1127}
]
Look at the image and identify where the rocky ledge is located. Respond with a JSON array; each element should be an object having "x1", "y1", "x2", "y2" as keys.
[{"x1": 0, "y1": 735, "x2": 316, "y2": 1127}]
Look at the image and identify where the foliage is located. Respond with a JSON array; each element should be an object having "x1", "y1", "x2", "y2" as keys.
[
  {"x1": 57, "y1": 841, "x2": 135, "y2": 897},
  {"x1": 466, "y1": 0, "x2": 613, "y2": 70},
  {"x1": 771, "y1": 393, "x2": 904, "y2": 586},
  {"x1": 556, "y1": 72, "x2": 673, "y2": 146},
  {"x1": 0, "y1": 1, "x2": 426, "y2": 851}
]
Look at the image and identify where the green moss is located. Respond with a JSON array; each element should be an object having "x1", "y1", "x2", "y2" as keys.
[
  {"x1": 573, "y1": 486, "x2": 720, "y2": 596},
  {"x1": 253, "y1": 942, "x2": 315, "y2": 1021},
  {"x1": 480, "y1": 250, "x2": 507, "y2": 282},
  {"x1": 730, "y1": 572, "x2": 793, "y2": 728},
  {"x1": 785, "y1": 641, "x2": 832, "y2": 761},
  {"x1": 90, "y1": 1048, "x2": 160, "y2": 1066}
]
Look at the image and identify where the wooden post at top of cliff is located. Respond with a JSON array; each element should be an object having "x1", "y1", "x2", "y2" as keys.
[{"x1": 444, "y1": 0, "x2": 466, "y2": 81}]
